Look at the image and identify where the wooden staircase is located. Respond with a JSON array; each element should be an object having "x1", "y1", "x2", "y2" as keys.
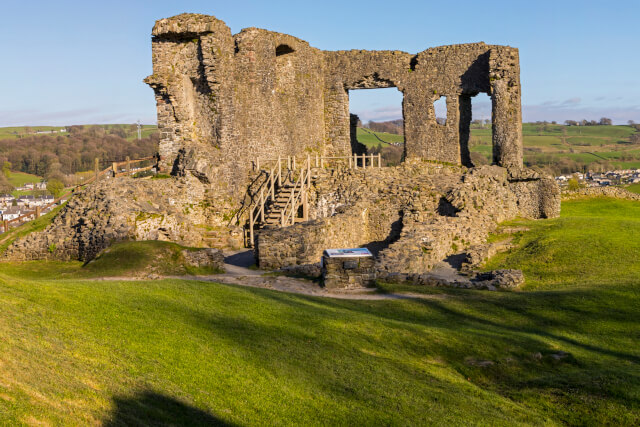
[
  {"x1": 245, "y1": 156, "x2": 312, "y2": 247},
  {"x1": 242, "y1": 153, "x2": 383, "y2": 247},
  {"x1": 260, "y1": 179, "x2": 307, "y2": 228}
]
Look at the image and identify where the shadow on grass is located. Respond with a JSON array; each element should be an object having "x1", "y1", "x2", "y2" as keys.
[
  {"x1": 104, "y1": 391, "x2": 234, "y2": 426},
  {"x1": 185, "y1": 281, "x2": 640, "y2": 420}
]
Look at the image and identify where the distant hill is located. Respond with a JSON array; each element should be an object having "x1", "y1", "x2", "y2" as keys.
[
  {"x1": 364, "y1": 119, "x2": 403, "y2": 135},
  {"x1": 0, "y1": 124, "x2": 159, "y2": 182},
  {"x1": 356, "y1": 122, "x2": 640, "y2": 174}
]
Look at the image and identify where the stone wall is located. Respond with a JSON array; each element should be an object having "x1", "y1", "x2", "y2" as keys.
[
  {"x1": 562, "y1": 186, "x2": 640, "y2": 201},
  {"x1": 145, "y1": 13, "x2": 526, "y2": 211},
  {"x1": 256, "y1": 163, "x2": 560, "y2": 272}
]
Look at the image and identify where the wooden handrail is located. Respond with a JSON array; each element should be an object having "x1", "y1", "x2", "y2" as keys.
[
  {"x1": 255, "y1": 154, "x2": 382, "y2": 170},
  {"x1": 279, "y1": 157, "x2": 310, "y2": 227}
]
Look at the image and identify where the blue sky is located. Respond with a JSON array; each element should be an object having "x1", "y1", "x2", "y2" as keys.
[{"x1": 1, "y1": 0, "x2": 639, "y2": 126}]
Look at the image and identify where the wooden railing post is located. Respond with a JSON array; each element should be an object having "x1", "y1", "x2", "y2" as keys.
[
  {"x1": 249, "y1": 208, "x2": 255, "y2": 247},
  {"x1": 287, "y1": 156, "x2": 291, "y2": 170},
  {"x1": 378, "y1": 153, "x2": 382, "y2": 168},
  {"x1": 256, "y1": 158, "x2": 260, "y2": 171},
  {"x1": 370, "y1": 153, "x2": 374, "y2": 169},
  {"x1": 112, "y1": 162, "x2": 118, "y2": 176},
  {"x1": 278, "y1": 156, "x2": 282, "y2": 186},
  {"x1": 270, "y1": 171, "x2": 275, "y2": 199},
  {"x1": 3, "y1": 220, "x2": 8, "y2": 233},
  {"x1": 349, "y1": 155, "x2": 352, "y2": 169},
  {"x1": 94, "y1": 158, "x2": 99, "y2": 182},
  {"x1": 260, "y1": 188, "x2": 265, "y2": 223},
  {"x1": 126, "y1": 156, "x2": 131, "y2": 174},
  {"x1": 290, "y1": 189, "x2": 295, "y2": 224},
  {"x1": 353, "y1": 153, "x2": 357, "y2": 169},
  {"x1": 35, "y1": 206, "x2": 41, "y2": 218},
  {"x1": 302, "y1": 183, "x2": 309, "y2": 221},
  {"x1": 292, "y1": 156, "x2": 296, "y2": 170}
]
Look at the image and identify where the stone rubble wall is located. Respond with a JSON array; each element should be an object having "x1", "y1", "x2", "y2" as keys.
[
  {"x1": 256, "y1": 164, "x2": 560, "y2": 272},
  {"x1": 562, "y1": 186, "x2": 640, "y2": 201}
]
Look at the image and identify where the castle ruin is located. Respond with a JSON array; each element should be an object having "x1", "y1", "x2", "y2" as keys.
[
  {"x1": 145, "y1": 13, "x2": 523, "y2": 197},
  {"x1": 3, "y1": 13, "x2": 560, "y2": 284}
]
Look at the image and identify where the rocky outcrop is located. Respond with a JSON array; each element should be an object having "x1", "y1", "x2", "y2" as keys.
[
  {"x1": 2, "y1": 176, "x2": 242, "y2": 262},
  {"x1": 181, "y1": 248, "x2": 225, "y2": 271}
]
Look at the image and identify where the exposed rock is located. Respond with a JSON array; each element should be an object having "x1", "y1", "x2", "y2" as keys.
[
  {"x1": 473, "y1": 269, "x2": 525, "y2": 289},
  {"x1": 257, "y1": 164, "x2": 558, "y2": 275},
  {"x1": 181, "y1": 248, "x2": 225, "y2": 271},
  {"x1": 2, "y1": 175, "x2": 242, "y2": 262}
]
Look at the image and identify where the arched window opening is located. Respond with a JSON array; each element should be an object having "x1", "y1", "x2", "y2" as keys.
[
  {"x1": 275, "y1": 44, "x2": 295, "y2": 56},
  {"x1": 434, "y1": 96, "x2": 447, "y2": 125}
]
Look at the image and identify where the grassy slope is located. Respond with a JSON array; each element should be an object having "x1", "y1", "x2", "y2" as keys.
[
  {"x1": 627, "y1": 183, "x2": 640, "y2": 194},
  {"x1": 0, "y1": 125, "x2": 158, "y2": 141},
  {"x1": 0, "y1": 198, "x2": 638, "y2": 424},
  {"x1": 356, "y1": 128, "x2": 403, "y2": 147},
  {"x1": 7, "y1": 171, "x2": 41, "y2": 188},
  {"x1": 471, "y1": 124, "x2": 640, "y2": 168}
]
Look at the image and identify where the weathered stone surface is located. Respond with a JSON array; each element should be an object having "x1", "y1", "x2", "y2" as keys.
[
  {"x1": 181, "y1": 248, "x2": 225, "y2": 271},
  {"x1": 145, "y1": 13, "x2": 526, "y2": 213},
  {"x1": 322, "y1": 254, "x2": 376, "y2": 289},
  {"x1": 2, "y1": 176, "x2": 242, "y2": 262},
  {"x1": 473, "y1": 269, "x2": 525, "y2": 289},
  {"x1": 563, "y1": 186, "x2": 640, "y2": 201},
  {"x1": 257, "y1": 163, "x2": 559, "y2": 274}
]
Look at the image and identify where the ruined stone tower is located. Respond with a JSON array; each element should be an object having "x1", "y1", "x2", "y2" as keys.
[{"x1": 145, "y1": 13, "x2": 524, "y2": 202}]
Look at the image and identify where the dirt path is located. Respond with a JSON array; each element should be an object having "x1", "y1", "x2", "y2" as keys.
[
  {"x1": 88, "y1": 250, "x2": 447, "y2": 301},
  {"x1": 175, "y1": 250, "x2": 446, "y2": 301}
]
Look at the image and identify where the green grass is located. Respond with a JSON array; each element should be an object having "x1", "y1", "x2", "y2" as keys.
[
  {"x1": 6, "y1": 171, "x2": 40, "y2": 188},
  {"x1": 0, "y1": 240, "x2": 224, "y2": 279},
  {"x1": 470, "y1": 124, "x2": 640, "y2": 169},
  {"x1": 0, "y1": 126, "x2": 68, "y2": 140},
  {"x1": 0, "y1": 197, "x2": 638, "y2": 424},
  {"x1": 356, "y1": 127, "x2": 403, "y2": 148},
  {"x1": 0, "y1": 124, "x2": 158, "y2": 141},
  {"x1": 627, "y1": 183, "x2": 640, "y2": 194}
]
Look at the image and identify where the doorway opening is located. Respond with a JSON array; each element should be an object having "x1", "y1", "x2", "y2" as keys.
[
  {"x1": 469, "y1": 92, "x2": 492, "y2": 166},
  {"x1": 348, "y1": 87, "x2": 404, "y2": 166}
]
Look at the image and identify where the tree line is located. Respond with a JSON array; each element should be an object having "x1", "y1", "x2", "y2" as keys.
[{"x1": 0, "y1": 125, "x2": 158, "y2": 186}]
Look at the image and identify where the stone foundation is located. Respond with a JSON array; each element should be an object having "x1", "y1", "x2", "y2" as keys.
[
  {"x1": 322, "y1": 253, "x2": 376, "y2": 289},
  {"x1": 257, "y1": 163, "x2": 560, "y2": 274}
]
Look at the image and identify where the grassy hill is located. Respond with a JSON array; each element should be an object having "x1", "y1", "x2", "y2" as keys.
[
  {"x1": 0, "y1": 124, "x2": 158, "y2": 141},
  {"x1": 0, "y1": 197, "x2": 638, "y2": 424},
  {"x1": 357, "y1": 123, "x2": 640, "y2": 173}
]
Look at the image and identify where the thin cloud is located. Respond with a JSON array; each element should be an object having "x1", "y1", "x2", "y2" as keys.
[
  {"x1": 0, "y1": 108, "x2": 156, "y2": 127},
  {"x1": 561, "y1": 97, "x2": 581, "y2": 106}
]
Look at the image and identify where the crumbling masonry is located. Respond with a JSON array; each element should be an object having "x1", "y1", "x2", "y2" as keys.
[
  {"x1": 3, "y1": 13, "x2": 560, "y2": 280},
  {"x1": 145, "y1": 13, "x2": 524, "y2": 197}
]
